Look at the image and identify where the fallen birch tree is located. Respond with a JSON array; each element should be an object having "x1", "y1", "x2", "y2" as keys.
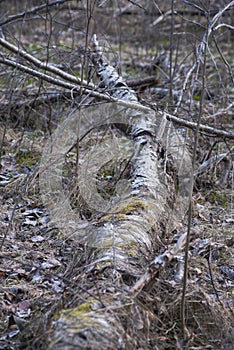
[
  {"x1": 37, "y1": 32, "x2": 234, "y2": 350},
  {"x1": 36, "y1": 36, "x2": 233, "y2": 350}
]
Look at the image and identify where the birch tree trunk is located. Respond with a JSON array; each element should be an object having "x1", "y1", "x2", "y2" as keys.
[{"x1": 41, "y1": 37, "x2": 192, "y2": 350}]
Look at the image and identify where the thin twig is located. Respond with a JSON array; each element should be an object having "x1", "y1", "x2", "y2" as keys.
[
  {"x1": 206, "y1": 250, "x2": 222, "y2": 305},
  {"x1": 194, "y1": 149, "x2": 233, "y2": 176}
]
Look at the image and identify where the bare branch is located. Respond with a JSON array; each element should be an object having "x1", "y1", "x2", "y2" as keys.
[
  {"x1": 175, "y1": 1, "x2": 234, "y2": 114},
  {"x1": 162, "y1": 111, "x2": 234, "y2": 139},
  {"x1": 194, "y1": 152, "x2": 229, "y2": 176},
  {"x1": 0, "y1": 37, "x2": 93, "y2": 88},
  {"x1": 0, "y1": 0, "x2": 72, "y2": 26},
  {"x1": 209, "y1": 1, "x2": 234, "y2": 36},
  {"x1": 214, "y1": 23, "x2": 234, "y2": 31},
  {"x1": 150, "y1": 9, "x2": 176, "y2": 27}
]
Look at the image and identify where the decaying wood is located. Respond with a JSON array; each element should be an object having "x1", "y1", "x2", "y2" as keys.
[{"x1": 43, "y1": 36, "x2": 193, "y2": 350}]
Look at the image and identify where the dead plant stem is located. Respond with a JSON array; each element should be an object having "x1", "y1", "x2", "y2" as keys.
[
  {"x1": 181, "y1": 25, "x2": 208, "y2": 339},
  {"x1": 169, "y1": 0, "x2": 175, "y2": 105}
]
